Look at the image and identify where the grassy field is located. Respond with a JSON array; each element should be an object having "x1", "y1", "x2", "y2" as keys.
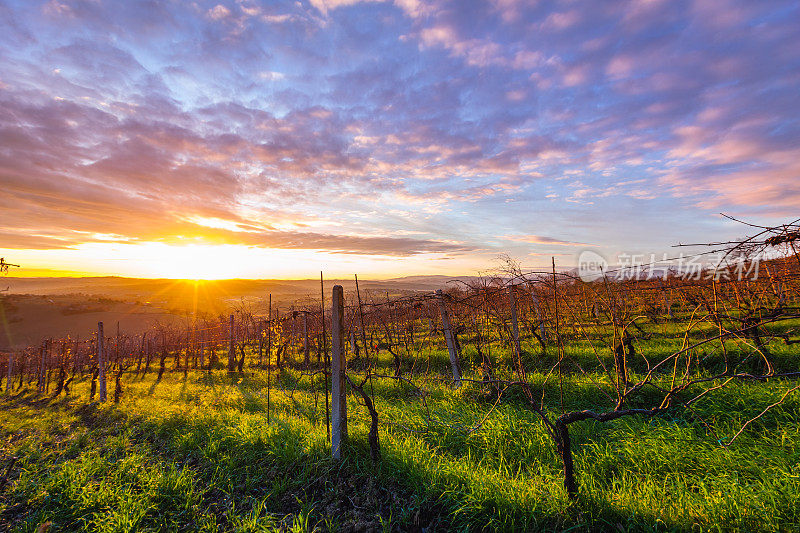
[{"x1": 0, "y1": 333, "x2": 798, "y2": 533}]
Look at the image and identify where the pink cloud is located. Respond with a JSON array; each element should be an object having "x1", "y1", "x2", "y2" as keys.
[
  {"x1": 206, "y1": 5, "x2": 231, "y2": 20},
  {"x1": 419, "y1": 24, "x2": 458, "y2": 48},
  {"x1": 502, "y1": 235, "x2": 595, "y2": 247}
]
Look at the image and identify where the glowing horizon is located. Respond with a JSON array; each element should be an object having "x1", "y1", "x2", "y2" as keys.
[{"x1": 0, "y1": 241, "x2": 489, "y2": 280}]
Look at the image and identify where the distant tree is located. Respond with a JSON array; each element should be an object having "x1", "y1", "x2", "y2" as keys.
[
  {"x1": 0, "y1": 258, "x2": 19, "y2": 291},
  {"x1": 0, "y1": 258, "x2": 20, "y2": 275}
]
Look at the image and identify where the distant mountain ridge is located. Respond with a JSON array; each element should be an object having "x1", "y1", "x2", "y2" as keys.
[{"x1": 1, "y1": 275, "x2": 480, "y2": 305}]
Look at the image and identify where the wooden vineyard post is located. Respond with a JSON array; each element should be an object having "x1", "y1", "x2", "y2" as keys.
[
  {"x1": 227, "y1": 314, "x2": 235, "y2": 373},
  {"x1": 199, "y1": 329, "x2": 205, "y2": 369},
  {"x1": 267, "y1": 294, "x2": 272, "y2": 424},
  {"x1": 98, "y1": 322, "x2": 107, "y2": 402},
  {"x1": 436, "y1": 289, "x2": 462, "y2": 387},
  {"x1": 257, "y1": 321, "x2": 263, "y2": 367},
  {"x1": 37, "y1": 341, "x2": 46, "y2": 393},
  {"x1": 290, "y1": 306, "x2": 296, "y2": 365},
  {"x1": 46, "y1": 339, "x2": 54, "y2": 393},
  {"x1": 145, "y1": 338, "x2": 153, "y2": 376},
  {"x1": 321, "y1": 273, "x2": 330, "y2": 442},
  {"x1": 6, "y1": 353, "x2": 12, "y2": 393},
  {"x1": 530, "y1": 289, "x2": 547, "y2": 343},
  {"x1": 303, "y1": 311, "x2": 310, "y2": 368},
  {"x1": 659, "y1": 279, "x2": 674, "y2": 319},
  {"x1": 189, "y1": 324, "x2": 195, "y2": 371},
  {"x1": 275, "y1": 308, "x2": 282, "y2": 370},
  {"x1": 267, "y1": 295, "x2": 273, "y2": 365},
  {"x1": 73, "y1": 337, "x2": 81, "y2": 375},
  {"x1": 136, "y1": 333, "x2": 145, "y2": 376},
  {"x1": 355, "y1": 273, "x2": 368, "y2": 365},
  {"x1": 552, "y1": 257, "x2": 564, "y2": 410},
  {"x1": 509, "y1": 285, "x2": 522, "y2": 364},
  {"x1": 331, "y1": 285, "x2": 347, "y2": 459}
]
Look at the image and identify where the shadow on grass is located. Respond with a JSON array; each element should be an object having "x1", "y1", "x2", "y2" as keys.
[
  {"x1": 2, "y1": 369, "x2": 797, "y2": 532},
  {"x1": 0, "y1": 388, "x2": 84, "y2": 412}
]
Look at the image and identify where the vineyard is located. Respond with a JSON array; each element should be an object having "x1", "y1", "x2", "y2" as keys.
[{"x1": 1, "y1": 222, "x2": 799, "y2": 532}]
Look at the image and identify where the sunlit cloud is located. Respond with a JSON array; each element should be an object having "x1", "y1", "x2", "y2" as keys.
[{"x1": 0, "y1": 0, "x2": 797, "y2": 277}]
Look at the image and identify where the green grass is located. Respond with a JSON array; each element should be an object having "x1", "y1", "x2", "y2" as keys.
[
  {"x1": 0, "y1": 339, "x2": 798, "y2": 531},
  {"x1": 4, "y1": 270, "x2": 799, "y2": 532}
]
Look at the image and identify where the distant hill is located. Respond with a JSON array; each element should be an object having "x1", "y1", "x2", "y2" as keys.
[
  {"x1": 2, "y1": 275, "x2": 479, "y2": 301},
  {"x1": 0, "y1": 275, "x2": 480, "y2": 349}
]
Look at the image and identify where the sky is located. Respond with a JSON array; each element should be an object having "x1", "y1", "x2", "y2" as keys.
[{"x1": 0, "y1": 0, "x2": 798, "y2": 279}]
